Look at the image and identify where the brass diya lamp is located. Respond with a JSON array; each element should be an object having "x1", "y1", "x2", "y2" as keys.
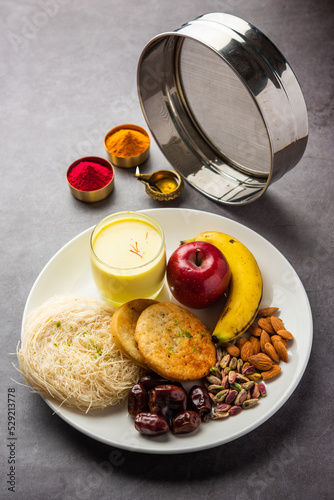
[{"x1": 135, "y1": 167, "x2": 184, "y2": 201}]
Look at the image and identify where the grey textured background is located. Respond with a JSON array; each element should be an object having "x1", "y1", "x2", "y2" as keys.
[{"x1": 1, "y1": 0, "x2": 333, "y2": 499}]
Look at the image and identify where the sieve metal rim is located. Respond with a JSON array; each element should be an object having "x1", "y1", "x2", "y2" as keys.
[{"x1": 137, "y1": 13, "x2": 308, "y2": 205}]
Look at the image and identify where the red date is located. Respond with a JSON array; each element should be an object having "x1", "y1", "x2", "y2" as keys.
[
  {"x1": 149, "y1": 384, "x2": 187, "y2": 417},
  {"x1": 134, "y1": 412, "x2": 170, "y2": 436},
  {"x1": 128, "y1": 383, "x2": 148, "y2": 417},
  {"x1": 188, "y1": 385, "x2": 212, "y2": 420},
  {"x1": 172, "y1": 410, "x2": 201, "y2": 434}
]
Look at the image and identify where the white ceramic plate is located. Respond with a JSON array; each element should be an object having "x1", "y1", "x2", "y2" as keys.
[{"x1": 21, "y1": 208, "x2": 312, "y2": 454}]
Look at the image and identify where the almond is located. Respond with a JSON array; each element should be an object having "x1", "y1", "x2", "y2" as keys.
[
  {"x1": 264, "y1": 342, "x2": 280, "y2": 364},
  {"x1": 240, "y1": 341, "x2": 254, "y2": 362},
  {"x1": 261, "y1": 364, "x2": 281, "y2": 380},
  {"x1": 273, "y1": 340, "x2": 289, "y2": 362},
  {"x1": 236, "y1": 336, "x2": 248, "y2": 350},
  {"x1": 270, "y1": 316, "x2": 285, "y2": 333},
  {"x1": 249, "y1": 335, "x2": 261, "y2": 355},
  {"x1": 258, "y1": 307, "x2": 279, "y2": 318},
  {"x1": 277, "y1": 329, "x2": 294, "y2": 341},
  {"x1": 225, "y1": 343, "x2": 240, "y2": 358},
  {"x1": 258, "y1": 317, "x2": 275, "y2": 335},
  {"x1": 248, "y1": 323, "x2": 262, "y2": 337},
  {"x1": 248, "y1": 353, "x2": 273, "y2": 371},
  {"x1": 260, "y1": 330, "x2": 271, "y2": 353},
  {"x1": 271, "y1": 335, "x2": 287, "y2": 347}
]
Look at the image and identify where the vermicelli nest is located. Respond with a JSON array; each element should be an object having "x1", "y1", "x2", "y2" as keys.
[{"x1": 17, "y1": 296, "x2": 145, "y2": 412}]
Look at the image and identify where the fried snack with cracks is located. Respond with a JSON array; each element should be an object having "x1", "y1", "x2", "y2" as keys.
[
  {"x1": 110, "y1": 299, "x2": 158, "y2": 368},
  {"x1": 135, "y1": 302, "x2": 216, "y2": 381}
]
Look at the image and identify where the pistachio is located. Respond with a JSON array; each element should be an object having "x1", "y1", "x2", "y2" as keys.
[
  {"x1": 206, "y1": 375, "x2": 221, "y2": 386},
  {"x1": 242, "y1": 365, "x2": 255, "y2": 376},
  {"x1": 208, "y1": 392, "x2": 216, "y2": 402},
  {"x1": 251, "y1": 383, "x2": 260, "y2": 398},
  {"x1": 229, "y1": 356, "x2": 238, "y2": 370},
  {"x1": 258, "y1": 382, "x2": 267, "y2": 397},
  {"x1": 235, "y1": 388, "x2": 248, "y2": 406},
  {"x1": 215, "y1": 403, "x2": 231, "y2": 413},
  {"x1": 216, "y1": 347, "x2": 224, "y2": 364},
  {"x1": 207, "y1": 384, "x2": 224, "y2": 393},
  {"x1": 237, "y1": 358, "x2": 244, "y2": 373},
  {"x1": 242, "y1": 381, "x2": 255, "y2": 391},
  {"x1": 220, "y1": 354, "x2": 231, "y2": 369},
  {"x1": 236, "y1": 373, "x2": 250, "y2": 384},
  {"x1": 213, "y1": 389, "x2": 229, "y2": 403},
  {"x1": 222, "y1": 375, "x2": 230, "y2": 389},
  {"x1": 229, "y1": 405, "x2": 243, "y2": 416},
  {"x1": 223, "y1": 366, "x2": 231, "y2": 376},
  {"x1": 225, "y1": 389, "x2": 238, "y2": 405},
  {"x1": 211, "y1": 411, "x2": 229, "y2": 420},
  {"x1": 242, "y1": 398, "x2": 259, "y2": 409},
  {"x1": 228, "y1": 370, "x2": 237, "y2": 384},
  {"x1": 210, "y1": 366, "x2": 222, "y2": 379},
  {"x1": 231, "y1": 382, "x2": 243, "y2": 392}
]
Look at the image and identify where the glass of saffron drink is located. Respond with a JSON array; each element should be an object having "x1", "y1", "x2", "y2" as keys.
[
  {"x1": 66, "y1": 156, "x2": 114, "y2": 202},
  {"x1": 90, "y1": 212, "x2": 166, "y2": 305}
]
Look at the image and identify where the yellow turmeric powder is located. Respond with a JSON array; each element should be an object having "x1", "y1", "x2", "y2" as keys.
[{"x1": 106, "y1": 129, "x2": 150, "y2": 158}]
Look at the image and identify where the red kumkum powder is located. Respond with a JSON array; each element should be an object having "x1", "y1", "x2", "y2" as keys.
[{"x1": 68, "y1": 161, "x2": 113, "y2": 191}]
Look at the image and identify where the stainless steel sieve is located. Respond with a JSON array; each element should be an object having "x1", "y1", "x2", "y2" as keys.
[{"x1": 137, "y1": 13, "x2": 308, "y2": 205}]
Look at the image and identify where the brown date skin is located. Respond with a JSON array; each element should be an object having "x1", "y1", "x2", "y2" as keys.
[
  {"x1": 148, "y1": 384, "x2": 188, "y2": 418},
  {"x1": 138, "y1": 373, "x2": 172, "y2": 391},
  {"x1": 134, "y1": 412, "x2": 170, "y2": 436},
  {"x1": 188, "y1": 385, "x2": 212, "y2": 421},
  {"x1": 172, "y1": 410, "x2": 201, "y2": 434},
  {"x1": 128, "y1": 383, "x2": 148, "y2": 417},
  {"x1": 139, "y1": 373, "x2": 184, "y2": 391}
]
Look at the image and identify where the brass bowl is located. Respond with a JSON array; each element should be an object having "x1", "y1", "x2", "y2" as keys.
[
  {"x1": 66, "y1": 156, "x2": 114, "y2": 202},
  {"x1": 104, "y1": 124, "x2": 150, "y2": 168}
]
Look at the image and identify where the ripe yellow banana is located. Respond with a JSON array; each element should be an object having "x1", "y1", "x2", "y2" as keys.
[{"x1": 184, "y1": 231, "x2": 263, "y2": 344}]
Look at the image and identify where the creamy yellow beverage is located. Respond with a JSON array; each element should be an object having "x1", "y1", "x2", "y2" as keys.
[{"x1": 90, "y1": 212, "x2": 166, "y2": 305}]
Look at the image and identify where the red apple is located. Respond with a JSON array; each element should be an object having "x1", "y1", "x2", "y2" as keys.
[{"x1": 167, "y1": 241, "x2": 231, "y2": 309}]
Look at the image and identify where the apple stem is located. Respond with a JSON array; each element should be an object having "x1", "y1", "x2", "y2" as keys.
[{"x1": 195, "y1": 249, "x2": 201, "y2": 266}]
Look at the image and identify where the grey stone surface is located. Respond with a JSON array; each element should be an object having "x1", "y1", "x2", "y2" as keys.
[{"x1": 1, "y1": 0, "x2": 333, "y2": 499}]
